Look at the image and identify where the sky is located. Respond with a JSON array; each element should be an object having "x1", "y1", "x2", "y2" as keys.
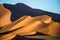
[{"x1": 0, "y1": 0, "x2": 60, "y2": 14}]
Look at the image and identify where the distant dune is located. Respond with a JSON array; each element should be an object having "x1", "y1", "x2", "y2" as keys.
[{"x1": 4, "y1": 3, "x2": 60, "y2": 22}]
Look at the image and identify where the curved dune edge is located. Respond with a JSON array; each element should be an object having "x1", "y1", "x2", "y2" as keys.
[
  {"x1": 0, "y1": 4, "x2": 11, "y2": 28},
  {"x1": 0, "y1": 15, "x2": 60, "y2": 40},
  {"x1": 0, "y1": 15, "x2": 33, "y2": 33},
  {"x1": 0, "y1": 21, "x2": 41, "y2": 40},
  {"x1": 33, "y1": 15, "x2": 52, "y2": 24},
  {"x1": 48, "y1": 22, "x2": 60, "y2": 36},
  {"x1": 0, "y1": 4, "x2": 60, "y2": 40}
]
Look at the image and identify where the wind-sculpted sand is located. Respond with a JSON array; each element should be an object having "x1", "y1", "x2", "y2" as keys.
[
  {"x1": 0, "y1": 4, "x2": 60, "y2": 40},
  {"x1": 0, "y1": 4, "x2": 11, "y2": 27},
  {"x1": 0, "y1": 16, "x2": 33, "y2": 33},
  {"x1": 33, "y1": 15, "x2": 52, "y2": 24}
]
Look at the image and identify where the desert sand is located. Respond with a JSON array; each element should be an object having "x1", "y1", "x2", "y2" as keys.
[
  {"x1": 0, "y1": 4, "x2": 11, "y2": 28},
  {"x1": 0, "y1": 4, "x2": 60, "y2": 40}
]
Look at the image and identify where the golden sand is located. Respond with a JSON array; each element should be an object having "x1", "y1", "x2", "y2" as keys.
[
  {"x1": 0, "y1": 4, "x2": 11, "y2": 28},
  {"x1": 0, "y1": 4, "x2": 60, "y2": 40}
]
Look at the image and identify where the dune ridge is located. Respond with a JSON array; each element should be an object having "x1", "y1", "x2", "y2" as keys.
[
  {"x1": 0, "y1": 4, "x2": 60, "y2": 40},
  {"x1": 0, "y1": 4, "x2": 11, "y2": 28}
]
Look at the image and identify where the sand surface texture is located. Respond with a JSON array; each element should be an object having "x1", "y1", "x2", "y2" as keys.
[{"x1": 0, "y1": 4, "x2": 60, "y2": 40}]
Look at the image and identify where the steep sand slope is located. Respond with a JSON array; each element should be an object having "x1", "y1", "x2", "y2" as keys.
[
  {"x1": 0, "y1": 4, "x2": 11, "y2": 27},
  {"x1": 33, "y1": 15, "x2": 52, "y2": 24},
  {"x1": 0, "y1": 15, "x2": 52, "y2": 33},
  {"x1": 32, "y1": 15, "x2": 52, "y2": 35},
  {"x1": 0, "y1": 4, "x2": 60, "y2": 40},
  {"x1": 0, "y1": 15, "x2": 34, "y2": 33},
  {"x1": 0, "y1": 21, "x2": 41, "y2": 40},
  {"x1": 0, "y1": 15, "x2": 60, "y2": 34},
  {"x1": 48, "y1": 22, "x2": 60, "y2": 36}
]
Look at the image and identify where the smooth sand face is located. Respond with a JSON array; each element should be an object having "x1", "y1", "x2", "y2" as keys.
[
  {"x1": 0, "y1": 4, "x2": 60, "y2": 40},
  {"x1": 0, "y1": 21, "x2": 41, "y2": 40},
  {"x1": 33, "y1": 15, "x2": 60, "y2": 36},
  {"x1": 0, "y1": 34, "x2": 16, "y2": 40},
  {"x1": 18, "y1": 21, "x2": 42, "y2": 34},
  {"x1": 0, "y1": 15, "x2": 33, "y2": 33},
  {"x1": 9, "y1": 16, "x2": 33, "y2": 31},
  {"x1": 0, "y1": 4, "x2": 11, "y2": 27},
  {"x1": 37, "y1": 22, "x2": 60, "y2": 36},
  {"x1": 37, "y1": 22, "x2": 50, "y2": 35},
  {"x1": 33, "y1": 15, "x2": 52, "y2": 24},
  {"x1": 15, "y1": 21, "x2": 42, "y2": 36},
  {"x1": 48, "y1": 22, "x2": 60, "y2": 36}
]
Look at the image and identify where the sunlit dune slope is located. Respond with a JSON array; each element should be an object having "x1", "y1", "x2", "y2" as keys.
[
  {"x1": 0, "y1": 15, "x2": 60, "y2": 36},
  {"x1": 0, "y1": 15, "x2": 34, "y2": 33},
  {"x1": 37, "y1": 22, "x2": 60, "y2": 36},
  {"x1": 48, "y1": 22, "x2": 60, "y2": 36},
  {"x1": 0, "y1": 15, "x2": 52, "y2": 33},
  {"x1": 0, "y1": 21, "x2": 41, "y2": 40},
  {"x1": 0, "y1": 4, "x2": 11, "y2": 27},
  {"x1": 33, "y1": 15, "x2": 52, "y2": 24},
  {"x1": 0, "y1": 4, "x2": 60, "y2": 40},
  {"x1": 18, "y1": 21, "x2": 42, "y2": 36}
]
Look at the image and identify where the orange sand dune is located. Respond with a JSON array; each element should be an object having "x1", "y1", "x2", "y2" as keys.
[
  {"x1": 37, "y1": 22, "x2": 60, "y2": 36},
  {"x1": 33, "y1": 15, "x2": 52, "y2": 24},
  {"x1": 0, "y1": 4, "x2": 11, "y2": 27},
  {"x1": 0, "y1": 15, "x2": 33, "y2": 33},
  {"x1": 0, "y1": 4, "x2": 60, "y2": 40},
  {"x1": 48, "y1": 22, "x2": 60, "y2": 36},
  {"x1": 0, "y1": 21, "x2": 41, "y2": 40}
]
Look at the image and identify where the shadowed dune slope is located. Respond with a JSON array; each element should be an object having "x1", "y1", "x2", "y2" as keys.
[{"x1": 4, "y1": 3, "x2": 60, "y2": 22}]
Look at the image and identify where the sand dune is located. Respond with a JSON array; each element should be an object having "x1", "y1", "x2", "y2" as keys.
[
  {"x1": 0, "y1": 21, "x2": 41, "y2": 40},
  {"x1": 0, "y1": 4, "x2": 60, "y2": 40},
  {"x1": 48, "y1": 22, "x2": 60, "y2": 36},
  {"x1": 33, "y1": 15, "x2": 52, "y2": 24},
  {"x1": 0, "y1": 4, "x2": 11, "y2": 28},
  {"x1": 37, "y1": 22, "x2": 60, "y2": 36},
  {"x1": 0, "y1": 15, "x2": 52, "y2": 33},
  {"x1": 0, "y1": 15, "x2": 33, "y2": 33}
]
